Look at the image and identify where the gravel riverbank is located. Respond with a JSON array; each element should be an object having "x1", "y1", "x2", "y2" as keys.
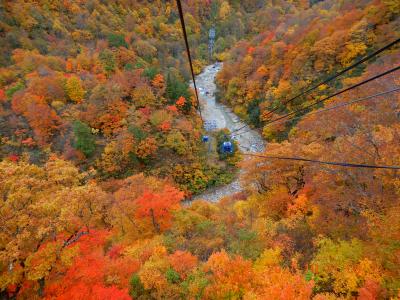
[{"x1": 191, "y1": 63, "x2": 265, "y2": 202}]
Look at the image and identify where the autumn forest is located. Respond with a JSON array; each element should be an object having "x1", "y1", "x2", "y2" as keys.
[{"x1": 0, "y1": 0, "x2": 399, "y2": 299}]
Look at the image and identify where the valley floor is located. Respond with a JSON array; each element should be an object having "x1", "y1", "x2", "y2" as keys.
[{"x1": 193, "y1": 63, "x2": 265, "y2": 202}]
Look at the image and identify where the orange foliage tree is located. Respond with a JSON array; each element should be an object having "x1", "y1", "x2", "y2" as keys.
[
  {"x1": 11, "y1": 93, "x2": 62, "y2": 145},
  {"x1": 44, "y1": 231, "x2": 137, "y2": 299},
  {"x1": 135, "y1": 185, "x2": 184, "y2": 233}
]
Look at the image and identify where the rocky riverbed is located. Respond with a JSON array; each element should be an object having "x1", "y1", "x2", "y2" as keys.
[{"x1": 191, "y1": 63, "x2": 265, "y2": 202}]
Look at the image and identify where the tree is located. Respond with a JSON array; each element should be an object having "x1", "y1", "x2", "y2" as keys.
[
  {"x1": 131, "y1": 85, "x2": 156, "y2": 107},
  {"x1": 11, "y1": 93, "x2": 62, "y2": 145},
  {"x1": 203, "y1": 250, "x2": 253, "y2": 299},
  {"x1": 339, "y1": 42, "x2": 367, "y2": 67},
  {"x1": 135, "y1": 185, "x2": 184, "y2": 233},
  {"x1": 0, "y1": 158, "x2": 111, "y2": 297},
  {"x1": 44, "y1": 231, "x2": 136, "y2": 299},
  {"x1": 219, "y1": 1, "x2": 232, "y2": 20},
  {"x1": 165, "y1": 74, "x2": 191, "y2": 104},
  {"x1": 151, "y1": 73, "x2": 165, "y2": 96},
  {"x1": 72, "y1": 120, "x2": 96, "y2": 157},
  {"x1": 99, "y1": 49, "x2": 116, "y2": 75},
  {"x1": 311, "y1": 238, "x2": 382, "y2": 296},
  {"x1": 97, "y1": 141, "x2": 126, "y2": 175},
  {"x1": 129, "y1": 274, "x2": 149, "y2": 299},
  {"x1": 135, "y1": 137, "x2": 158, "y2": 160},
  {"x1": 133, "y1": 40, "x2": 157, "y2": 61},
  {"x1": 65, "y1": 76, "x2": 85, "y2": 103},
  {"x1": 165, "y1": 130, "x2": 189, "y2": 155},
  {"x1": 382, "y1": 0, "x2": 400, "y2": 15},
  {"x1": 251, "y1": 265, "x2": 313, "y2": 299},
  {"x1": 107, "y1": 33, "x2": 128, "y2": 48},
  {"x1": 168, "y1": 251, "x2": 198, "y2": 279},
  {"x1": 0, "y1": 89, "x2": 6, "y2": 102}
]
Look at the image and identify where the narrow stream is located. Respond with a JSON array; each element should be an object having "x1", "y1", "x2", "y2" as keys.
[{"x1": 192, "y1": 63, "x2": 265, "y2": 202}]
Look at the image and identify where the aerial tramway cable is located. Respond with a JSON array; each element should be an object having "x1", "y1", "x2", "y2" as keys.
[
  {"x1": 230, "y1": 38, "x2": 400, "y2": 135},
  {"x1": 262, "y1": 38, "x2": 400, "y2": 119},
  {"x1": 175, "y1": 3, "x2": 400, "y2": 170},
  {"x1": 231, "y1": 87, "x2": 400, "y2": 137},
  {"x1": 241, "y1": 153, "x2": 400, "y2": 170},
  {"x1": 176, "y1": 0, "x2": 203, "y2": 121},
  {"x1": 264, "y1": 65, "x2": 400, "y2": 126}
]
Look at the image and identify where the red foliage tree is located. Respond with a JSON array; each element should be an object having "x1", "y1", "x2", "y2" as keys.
[
  {"x1": 44, "y1": 231, "x2": 137, "y2": 300},
  {"x1": 168, "y1": 250, "x2": 198, "y2": 279},
  {"x1": 0, "y1": 89, "x2": 6, "y2": 102},
  {"x1": 135, "y1": 185, "x2": 184, "y2": 233}
]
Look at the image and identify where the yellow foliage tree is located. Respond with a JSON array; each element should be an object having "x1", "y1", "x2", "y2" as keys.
[
  {"x1": 131, "y1": 85, "x2": 156, "y2": 107},
  {"x1": 219, "y1": 1, "x2": 232, "y2": 20},
  {"x1": 65, "y1": 76, "x2": 85, "y2": 103}
]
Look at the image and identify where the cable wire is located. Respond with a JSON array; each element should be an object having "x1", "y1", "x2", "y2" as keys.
[
  {"x1": 262, "y1": 38, "x2": 400, "y2": 119},
  {"x1": 228, "y1": 39, "x2": 400, "y2": 135},
  {"x1": 231, "y1": 87, "x2": 400, "y2": 137},
  {"x1": 264, "y1": 65, "x2": 400, "y2": 126},
  {"x1": 176, "y1": 0, "x2": 203, "y2": 121},
  {"x1": 242, "y1": 153, "x2": 400, "y2": 170}
]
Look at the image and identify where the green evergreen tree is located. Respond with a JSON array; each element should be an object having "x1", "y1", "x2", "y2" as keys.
[
  {"x1": 165, "y1": 73, "x2": 191, "y2": 109},
  {"x1": 107, "y1": 33, "x2": 128, "y2": 48},
  {"x1": 72, "y1": 121, "x2": 96, "y2": 157},
  {"x1": 99, "y1": 49, "x2": 116, "y2": 75}
]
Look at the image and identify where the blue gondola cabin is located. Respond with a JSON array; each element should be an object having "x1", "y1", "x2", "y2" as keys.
[{"x1": 222, "y1": 141, "x2": 233, "y2": 153}]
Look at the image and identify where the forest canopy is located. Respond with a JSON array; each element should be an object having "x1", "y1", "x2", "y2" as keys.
[{"x1": 0, "y1": 0, "x2": 399, "y2": 299}]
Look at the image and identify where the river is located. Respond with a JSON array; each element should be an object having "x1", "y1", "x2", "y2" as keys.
[{"x1": 191, "y1": 63, "x2": 265, "y2": 202}]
